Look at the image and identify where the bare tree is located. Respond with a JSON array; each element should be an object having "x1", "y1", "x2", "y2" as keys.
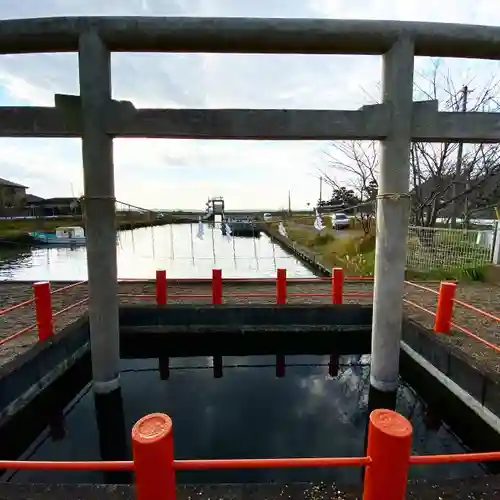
[
  {"x1": 321, "y1": 141, "x2": 378, "y2": 233},
  {"x1": 321, "y1": 60, "x2": 500, "y2": 229},
  {"x1": 411, "y1": 60, "x2": 500, "y2": 227}
]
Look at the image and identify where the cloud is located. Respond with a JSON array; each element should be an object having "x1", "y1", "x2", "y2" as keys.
[{"x1": 0, "y1": 0, "x2": 499, "y2": 209}]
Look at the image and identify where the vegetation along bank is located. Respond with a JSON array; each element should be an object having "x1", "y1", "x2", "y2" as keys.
[{"x1": 266, "y1": 215, "x2": 493, "y2": 282}]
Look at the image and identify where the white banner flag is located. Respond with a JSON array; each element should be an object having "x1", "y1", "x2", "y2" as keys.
[
  {"x1": 314, "y1": 216, "x2": 324, "y2": 231},
  {"x1": 197, "y1": 217, "x2": 204, "y2": 240}
]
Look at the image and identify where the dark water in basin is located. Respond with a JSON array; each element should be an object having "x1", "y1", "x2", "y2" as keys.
[{"x1": 5, "y1": 354, "x2": 485, "y2": 485}]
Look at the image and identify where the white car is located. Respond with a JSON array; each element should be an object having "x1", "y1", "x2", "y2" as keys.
[
  {"x1": 331, "y1": 212, "x2": 350, "y2": 229},
  {"x1": 263, "y1": 213, "x2": 273, "y2": 221}
]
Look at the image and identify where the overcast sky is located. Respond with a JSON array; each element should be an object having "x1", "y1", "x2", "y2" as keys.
[{"x1": 0, "y1": 1, "x2": 499, "y2": 210}]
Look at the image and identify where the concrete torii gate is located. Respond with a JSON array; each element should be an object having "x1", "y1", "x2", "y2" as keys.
[{"x1": 1, "y1": 17, "x2": 500, "y2": 406}]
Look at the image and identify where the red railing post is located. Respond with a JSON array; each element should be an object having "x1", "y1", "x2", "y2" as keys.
[
  {"x1": 363, "y1": 409, "x2": 412, "y2": 500},
  {"x1": 434, "y1": 281, "x2": 457, "y2": 334},
  {"x1": 276, "y1": 268, "x2": 287, "y2": 305},
  {"x1": 132, "y1": 413, "x2": 176, "y2": 500},
  {"x1": 332, "y1": 267, "x2": 344, "y2": 304},
  {"x1": 33, "y1": 281, "x2": 54, "y2": 341},
  {"x1": 212, "y1": 269, "x2": 222, "y2": 305},
  {"x1": 156, "y1": 270, "x2": 167, "y2": 305}
]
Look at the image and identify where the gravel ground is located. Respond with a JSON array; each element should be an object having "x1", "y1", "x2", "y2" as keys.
[
  {"x1": 0, "y1": 279, "x2": 499, "y2": 373},
  {"x1": 2, "y1": 476, "x2": 500, "y2": 500},
  {"x1": 402, "y1": 281, "x2": 500, "y2": 377}
]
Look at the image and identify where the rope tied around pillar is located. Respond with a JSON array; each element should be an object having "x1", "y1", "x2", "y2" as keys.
[
  {"x1": 81, "y1": 196, "x2": 117, "y2": 201},
  {"x1": 376, "y1": 193, "x2": 410, "y2": 201}
]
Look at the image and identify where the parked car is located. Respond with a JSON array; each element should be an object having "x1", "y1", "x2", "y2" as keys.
[
  {"x1": 332, "y1": 212, "x2": 350, "y2": 229},
  {"x1": 263, "y1": 213, "x2": 273, "y2": 221}
]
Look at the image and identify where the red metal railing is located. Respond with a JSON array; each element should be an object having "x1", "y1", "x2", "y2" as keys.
[
  {"x1": 1, "y1": 409, "x2": 500, "y2": 500},
  {"x1": 1, "y1": 269, "x2": 500, "y2": 357},
  {"x1": 403, "y1": 279, "x2": 500, "y2": 353},
  {"x1": 0, "y1": 280, "x2": 87, "y2": 347},
  {"x1": 140, "y1": 267, "x2": 361, "y2": 305}
]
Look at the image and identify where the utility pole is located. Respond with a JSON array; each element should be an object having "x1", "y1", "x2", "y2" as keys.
[
  {"x1": 288, "y1": 190, "x2": 292, "y2": 214},
  {"x1": 451, "y1": 85, "x2": 469, "y2": 227},
  {"x1": 319, "y1": 176, "x2": 323, "y2": 204}
]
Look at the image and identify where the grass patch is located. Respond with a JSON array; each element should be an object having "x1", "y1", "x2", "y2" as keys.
[
  {"x1": 282, "y1": 223, "x2": 376, "y2": 276},
  {"x1": 406, "y1": 265, "x2": 488, "y2": 282},
  {"x1": 0, "y1": 218, "x2": 71, "y2": 237},
  {"x1": 276, "y1": 222, "x2": 486, "y2": 282}
]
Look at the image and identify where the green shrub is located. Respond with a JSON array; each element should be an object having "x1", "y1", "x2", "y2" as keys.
[
  {"x1": 405, "y1": 265, "x2": 487, "y2": 282},
  {"x1": 313, "y1": 231, "x2": 336, "y2": 246}
]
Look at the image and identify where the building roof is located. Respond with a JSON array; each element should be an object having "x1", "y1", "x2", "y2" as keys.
[
  {"x1": 0, "y1": 177, "x2": 28, "y2": 189},
  {"x1": 26, "y1": 194, "x2": 45, "y2": 203},
  {"x1": 27, "y1": 197, "x2": 81, "y2": 206}
]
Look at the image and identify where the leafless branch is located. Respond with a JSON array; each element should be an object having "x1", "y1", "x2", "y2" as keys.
[{"x1": 322, "y1": 59, "x2": 500, "y2": 228}]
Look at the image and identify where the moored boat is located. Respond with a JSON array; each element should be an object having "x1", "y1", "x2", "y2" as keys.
[{"x1": 29, "y1": 226, "x2": 86, "y2": 246}]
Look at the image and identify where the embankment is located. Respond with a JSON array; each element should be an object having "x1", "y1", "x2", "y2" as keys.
[
  {"x1": 262, "y1": 224, "x2": 332, "y2": 276},
  {"x1": 0, "y1": 217, "x2": 199, "y2": 248}
]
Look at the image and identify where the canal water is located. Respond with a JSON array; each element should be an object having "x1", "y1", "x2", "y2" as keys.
[
  {"x1": 5, "y1": 354, "x2": 485, "y2": 486},
  {"x1": 0, "y1": 224, "x2": 314, "y2": 280}
]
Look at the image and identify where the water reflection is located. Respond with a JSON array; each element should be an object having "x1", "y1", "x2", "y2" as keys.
[
  {"x1": 0, "y1": 224, "x2": 314, "y2": 280},
  {"x1": 9, "y1": 355, "x2": 485, "y2": 485}
]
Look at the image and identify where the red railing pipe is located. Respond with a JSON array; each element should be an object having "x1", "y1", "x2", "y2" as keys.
[
  {"x1": 0, "y1": 297, "x2": 35, "y2": 317},
  {"x1": 156, "y1": 270, "x2": 167, "y2": 305},
  {"x1": 362, "y1": 409, "x2": 412, "y2": 500},
  {"x1": 212, "y1": 269, "x2": 223, "y2": 305},
  {"x1": 174, "y1": 456, "x2": 370, "y2": 470},
  {"x1": 132, "y1": 413, "x2": 176, "y2": 500},
  {"x1": 332, "y1": 267, "x2": 344, "y2": 305},
  {"x1": 33, "y1": 281, "x2": 54, "y2": 341},
  {"x1": 434, "y1": 281, "x2": 457, "y2": 334},
  {"x1": 6, "y1": 409, "x2": 500, "y2": 498},
  {"x1": 276, "y1": 268, "x2": 287, "y2": 305}
]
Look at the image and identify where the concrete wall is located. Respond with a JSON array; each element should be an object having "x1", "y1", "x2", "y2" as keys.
[
  {"x1": 0, "y1": 316, "x2": 89, "y2": 427},
  {"x1": 119, "y1": 304, "x2": 373, "y2": 358},
  {"x1": 119, "y1": 303, "x2": 371, "y2": 326},
  {"x1": 0, "y1": 316, "x2": 90, "y2": 462},
  {"x1": 402, "y1": 318, "x2": 500, "y2": 418}
]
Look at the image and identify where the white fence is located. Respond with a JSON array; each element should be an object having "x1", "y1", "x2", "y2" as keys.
[{"x1": 406, "y1": 224, "x2": 500, "y2": 272}]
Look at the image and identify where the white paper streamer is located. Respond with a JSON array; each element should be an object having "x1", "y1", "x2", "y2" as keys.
[
  {"x1": 314, "y1": 213, "x2": 325, "y2": 231},
  {"x1": 278, "y1": 222, "x2": 288, "y2": 238},
  {"x1": 197, "y1": 217, "x2": 205, "y2": 240}
]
